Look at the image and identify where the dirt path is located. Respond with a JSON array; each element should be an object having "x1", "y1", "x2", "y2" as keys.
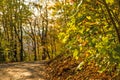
[{"x1": 0, "y1": 61, "x2": 49, "y2": 80}]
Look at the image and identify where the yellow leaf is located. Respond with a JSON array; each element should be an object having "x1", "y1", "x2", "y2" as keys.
[
  {"x1": 5, "y1": 48, "x2": 9, "y2": 51},
  {"x1": 73, "y1": 49, "x2": 79, "y2": 60},
  {"x1": 62, "y1": 35, "x2": 69, "y2": 43},
  {"x1": 106, "y1": 0, "x2": 114, "y2": 4},
  {"x1": 86, "y1": 16, "x2": 91, "y2": 20}
]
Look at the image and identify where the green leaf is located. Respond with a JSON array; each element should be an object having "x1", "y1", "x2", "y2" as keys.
[
  {"x1": 114, "y1": 44, "x2": 120, "y2": 53},
  {"x1": 102, "y1": 37, "x2": 108, "y2": 42},
  {"x1": 98, "y1": 66, "x2": 106, "y2": 73},
  {"x1": 76, "y1": 15, "x2": 86, "y2": 23}
]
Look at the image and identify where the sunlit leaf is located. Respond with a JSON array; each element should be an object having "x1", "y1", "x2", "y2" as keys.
[
  {"x1": 62, "y1": 35, "x2": 69, "y2": 43},
  {"x1": 77, "y1": 61, "x2": 85, "y2": 70},
  {"x1": 73, "y1": 49, "x2": 79, "y2": 60},
  {"x1": 102, "y1": 37, "x2": 108, "y2": 42},
  {"x1": 86, "y1": 16, "x2": 91, "y2": 20},
  {"x1": 106, "y1": 0, "x2": 114, "y2": 4}
]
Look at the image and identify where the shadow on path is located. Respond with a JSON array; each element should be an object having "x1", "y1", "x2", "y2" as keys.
[{"x1": 0, "y1": 61, "x2": 49, "y2": 80}]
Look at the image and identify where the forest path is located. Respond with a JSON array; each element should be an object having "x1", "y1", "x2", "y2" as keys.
[{"x1": 0, "y1": 61, "x2": 49, "y2": 80}]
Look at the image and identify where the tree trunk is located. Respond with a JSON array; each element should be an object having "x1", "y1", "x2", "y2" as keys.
[{"x1": 102, "y1": 0, "x2": 120, "y2": 43}]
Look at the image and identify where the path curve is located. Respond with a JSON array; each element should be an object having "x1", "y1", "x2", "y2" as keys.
[{"x1": 0, "y1": 61, "x2": 49, "y2": 80}]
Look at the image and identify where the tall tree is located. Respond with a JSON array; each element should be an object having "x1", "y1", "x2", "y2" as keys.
[{"x1": 0, "y1": 0, "x2": 32, "y2": 62}]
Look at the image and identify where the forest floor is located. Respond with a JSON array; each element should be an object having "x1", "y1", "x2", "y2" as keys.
[
  {"x1": 47, "y1": 55, "x2": 120, "y2": 80},
  {"x1": 0, "y1": 61, "x2": 49, "y2": 80}
]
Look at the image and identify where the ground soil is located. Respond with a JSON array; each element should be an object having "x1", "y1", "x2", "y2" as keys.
[{"x1": 0, "y1": 61, "x2": 49, "y2": 80}]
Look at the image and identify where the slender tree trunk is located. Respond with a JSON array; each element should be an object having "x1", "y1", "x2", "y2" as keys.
[
  {"x1": 102, "y1": 0, "x2": 120, "y2": 43},
  {"x1": 19, "y1": 0, "x2": 24, "y2": 61},
  {"x1": 34, "y1": 38, "x2": 37, "y2": 61}
]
